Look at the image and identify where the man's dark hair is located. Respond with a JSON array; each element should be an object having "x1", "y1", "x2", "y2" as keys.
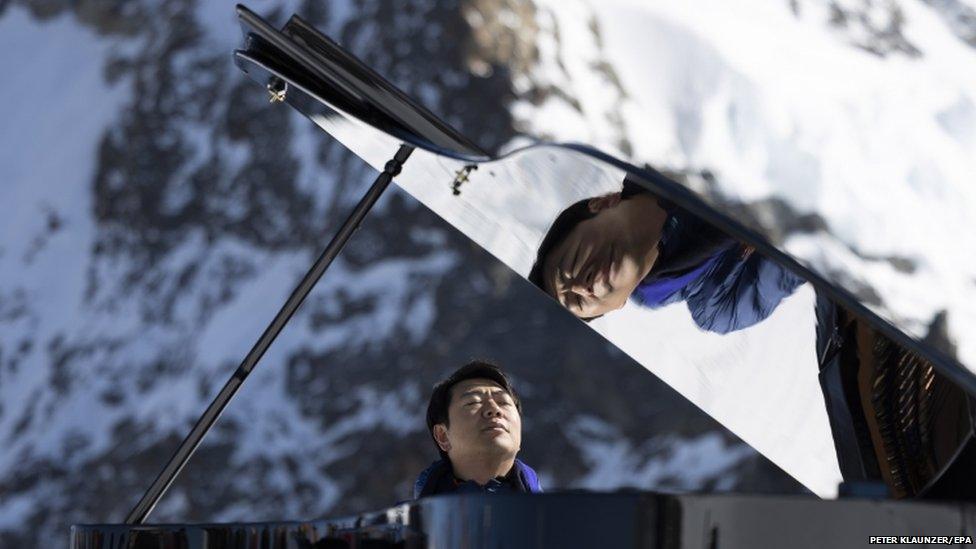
[
  {"x1": 426, "y1": 361, "x2": 522, "y2": 458},
  {"x1": 527, "y1": 197, "x2": 594, "y2": 291}
]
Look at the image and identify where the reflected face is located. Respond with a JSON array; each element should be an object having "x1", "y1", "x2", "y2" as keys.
[
  {"x1": 542, "y1": 193, "x2": 663, "y2": 318},
  {"x1": 435, "y1": 378, "x2": 522, "y2": 461}
]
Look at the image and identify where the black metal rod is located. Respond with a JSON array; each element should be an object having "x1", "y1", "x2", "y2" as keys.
[{"x1": 125, "y1": 144, "x2": 414, "y2": 524}]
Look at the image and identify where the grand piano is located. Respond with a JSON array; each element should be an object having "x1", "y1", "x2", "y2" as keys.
[
  {"x1": 71, "y1": 491, "x2": 976, "y2": 548},
  {"x1": 71, "y1": 5, "x2": 976, "y2": 548}
]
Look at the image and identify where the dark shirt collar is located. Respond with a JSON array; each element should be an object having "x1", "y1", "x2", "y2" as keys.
[
  {"x1": 452, "y1": 462, "x2": 516, "y2": 484},
  {"x1": 450, "y1": 463, "x2": 520, "y2": 493}
]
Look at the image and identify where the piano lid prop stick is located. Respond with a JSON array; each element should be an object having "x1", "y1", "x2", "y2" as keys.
[{"x1": 124, "y1": 144, "x2": 415, "y2": 524}]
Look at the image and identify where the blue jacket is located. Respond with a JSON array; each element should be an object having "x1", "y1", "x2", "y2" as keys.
[{"x1": 413, "y1": 459, "x2": 543, "y2": 499}]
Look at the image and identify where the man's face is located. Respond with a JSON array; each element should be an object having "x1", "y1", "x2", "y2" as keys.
[
  {"x1": 542, "y1": 195, "x2": 657, "y2": 318},
  {"x1": 434, "y1": 378, "x2": 522, "y2": 463}
]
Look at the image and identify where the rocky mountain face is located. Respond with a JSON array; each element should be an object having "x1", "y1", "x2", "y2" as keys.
[{"x1": 17, "y1": 0, "x2": 967, "y2": 545}]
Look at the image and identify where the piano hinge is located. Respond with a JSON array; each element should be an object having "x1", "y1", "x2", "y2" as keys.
[
  {"x1": 451, "y1": 164, "x2": 478, "y2": 196},
  {"x1": 267, "y1": 76, "x2": 287, "y2": 103}
]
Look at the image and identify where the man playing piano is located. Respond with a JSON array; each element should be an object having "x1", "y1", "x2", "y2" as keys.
[{"x1": 414, "y1": 361, "x2": 543, "y2": 498}]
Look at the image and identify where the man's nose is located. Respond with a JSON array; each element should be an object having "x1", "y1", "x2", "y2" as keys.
[
  {"x1": 569, "y1": 282, "x2": 594, "y2": 297},
  {"x1": 482, "y1": 400, "x2": 502, "y2": 417}
]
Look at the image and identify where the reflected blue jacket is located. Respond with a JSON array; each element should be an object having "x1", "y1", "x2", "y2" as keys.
[
  {"x1": 619, "y1": 173, "x2": 805, "y2": 333},
  {"x1": 633, "y1": 246, "x2": 805, "y2": 334},
  {"x1": 413, "y1": 458, "x2": 543, "y2": 499}
]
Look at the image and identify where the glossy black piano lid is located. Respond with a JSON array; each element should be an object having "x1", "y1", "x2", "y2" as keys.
[
  {"x1": 229, "y1": 4, "x2": 976, "y2": 500},
  {"x1": 232, "y1": 3, "x2": 976, "y2": 393}
]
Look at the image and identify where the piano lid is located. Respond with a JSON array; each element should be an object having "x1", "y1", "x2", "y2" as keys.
[{"x1": 232, "y1": 5, "x2": 976, "y2": 500}]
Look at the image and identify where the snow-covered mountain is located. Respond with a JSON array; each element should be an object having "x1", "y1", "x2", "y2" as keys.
[{"x1": 2, "y1": 0, "x2": 974, "y2": 546}]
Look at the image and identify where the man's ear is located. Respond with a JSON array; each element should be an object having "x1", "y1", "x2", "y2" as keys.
[
  {"x1": 587, "y1": 192, "x2": 622, "y2": 213},
  {"x1": 433, "y1": 424, "x2": 451, "y2": 453}
]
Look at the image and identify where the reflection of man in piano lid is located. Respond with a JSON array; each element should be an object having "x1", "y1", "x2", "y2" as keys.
[
  {"x1": 414, "y1": 361, "x2": 543, "y2": 498},
  {"x1": 529, "y1": 178, "x2": 669, "y2": 320},
  {"x1": 528, "y1": 173, "x2": 805, "y2": 333}
]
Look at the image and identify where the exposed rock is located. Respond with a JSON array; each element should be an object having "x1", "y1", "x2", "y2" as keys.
[
  {"x1": 921, "y1": 0, "x2": 976, "y2": 49},
  {"x1": 794, "y1": 0, "x2": 921, "y2": 57}
]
